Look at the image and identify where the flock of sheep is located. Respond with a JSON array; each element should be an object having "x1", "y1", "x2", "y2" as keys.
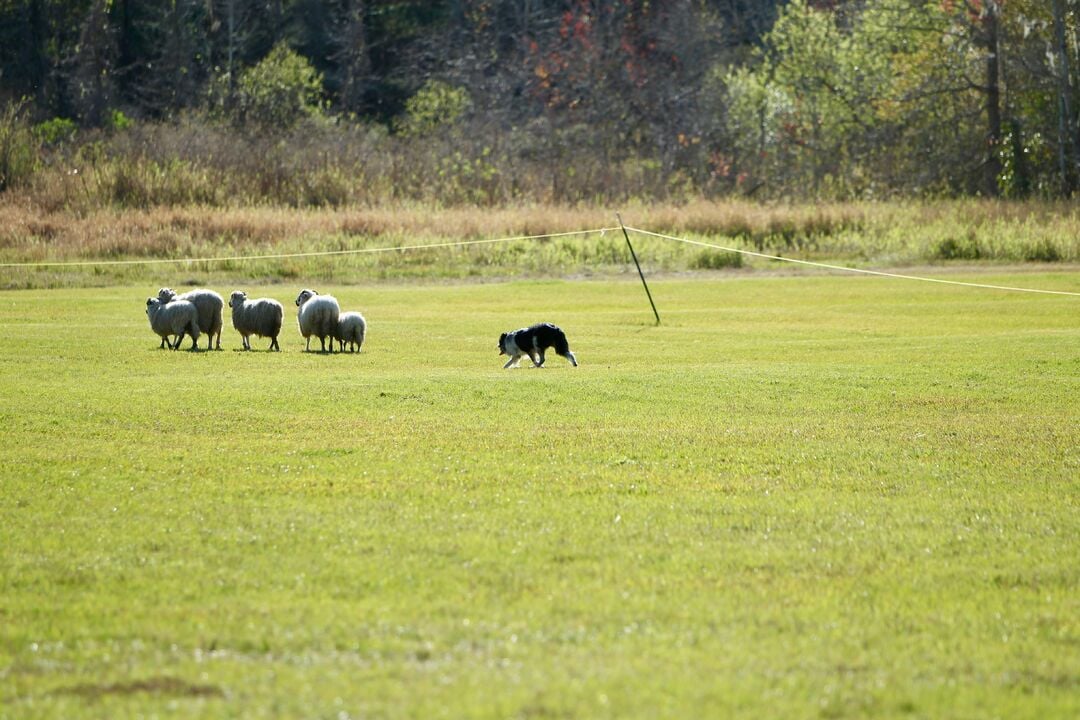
[{"x1": 145, "y1": 287, "x2": 366, "y2": 352}]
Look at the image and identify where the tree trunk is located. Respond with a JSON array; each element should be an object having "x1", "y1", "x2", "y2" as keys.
[
  {"x1": 72, "y1": 0, "x2": 118, "y2": 126},
  {"x1": 336, "y1": 0, "x2": 370, "y2": 113},
  {"x1": 26, "y1": 0, "x2": 49, "y2": 107},
  {"x1": 226, "y1": 0, "x2": 238, "y2": 99},
  {"x1": 983, "y1": 1, "x2": 1003, "y2": 196},
  {"x1": 1051, "y1": 0, "x2": 1078, "y2": 193}
]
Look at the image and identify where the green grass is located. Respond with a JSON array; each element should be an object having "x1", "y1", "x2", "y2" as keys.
[{"x1": 1, "y1": 274, "x2": 1078, "y2": 718}]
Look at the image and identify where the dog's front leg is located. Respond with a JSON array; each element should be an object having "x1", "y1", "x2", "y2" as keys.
[{"x1": 503, "y1": 354, "x2": 520, "y2": 369}]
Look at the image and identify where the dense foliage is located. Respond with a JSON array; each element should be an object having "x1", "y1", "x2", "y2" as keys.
[{"x1": 0, "y1": 0, "x2": 1077, "y2": 202}]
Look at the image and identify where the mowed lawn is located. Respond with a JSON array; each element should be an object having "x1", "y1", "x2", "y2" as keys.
[{"x1": 1, "y1": 273, "x2": 1077, "y2": 718}]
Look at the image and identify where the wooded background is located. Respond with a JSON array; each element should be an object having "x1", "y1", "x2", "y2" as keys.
[{"x1": 0, "y1": 0, "x2": 1078, "y2": 204}]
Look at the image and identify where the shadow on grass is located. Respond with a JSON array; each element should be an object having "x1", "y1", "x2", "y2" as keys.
[{"x1": 50, "y1": 676, "x2": 225, "y2": 700}]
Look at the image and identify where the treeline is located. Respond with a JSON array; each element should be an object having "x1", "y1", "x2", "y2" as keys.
[{"x1": 0, "y1": 0, "x2": 1078, "y2": 205}]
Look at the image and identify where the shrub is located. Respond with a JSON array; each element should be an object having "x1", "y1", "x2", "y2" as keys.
[
  {"x1": 1023, "y1": 238, "x2": 1061, "y2": 262},
  {"x1": 233, "y1": 44, "x2": 325, "y2": 130},
  {"x1": 0, "y1": 101, "x2": 40, "y2": 192},
  {"x1": 107, "y1": 109, "x2": 132, "y2": 132},
  {"x1": 34, "y1": 117, "x2": 78, "y2": 146},
  {"x1": 394, "y1": 80, "x2": 471, "y2": 137},
  {"x1": 691, "y1": 249, "x2": 744, "y2": 269},
  {"x1": 931, "y1": 235, "x2": 982, "y2": 260}
]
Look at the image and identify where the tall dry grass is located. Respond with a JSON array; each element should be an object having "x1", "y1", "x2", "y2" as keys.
[{"x1": 1, "y1": 198, "x2": 1077, "y2": 289}]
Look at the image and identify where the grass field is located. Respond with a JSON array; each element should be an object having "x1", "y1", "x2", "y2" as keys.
[{"x1": 1, "y1": 272, "x2": 1078, "y2": 718}]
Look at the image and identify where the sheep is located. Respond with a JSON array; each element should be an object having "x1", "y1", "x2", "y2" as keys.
[
  {"x1": 157, "y1": 287, "x2": 224, "y2": 350},
  {"x1": 228, "y1": 291, "x2": 284, "y2": 351},
  {"x1": 295, "y1": 289, "x2": 340, "y2": 352},
  {"x1": 334, "y1": 311, "x2": 367, "y2": 353},
  {"x1": 145, "y1": 297, "x2": 200, "y2": 350}
]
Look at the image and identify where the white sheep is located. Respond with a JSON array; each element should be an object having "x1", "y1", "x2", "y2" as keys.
[
  {"x1": 157, "y1": 287, "x2": 224, "y2": 350},
  {"x1": 295, "y1": 289, "x2": 340, "y2": 352},
  {"x1": 145, "y1": 297, "x2": 201, "y2": 350},
  {"x1": 228, "y1": 291, "x2": 284, "y2": 351},
  {"x1": 335, "y1": 311, "x2": 367, "y2": 353}
]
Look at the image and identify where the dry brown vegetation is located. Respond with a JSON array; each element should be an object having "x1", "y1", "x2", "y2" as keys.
[{"x1": 1, "y1": 198, "x2": 1077, "y2": 290}]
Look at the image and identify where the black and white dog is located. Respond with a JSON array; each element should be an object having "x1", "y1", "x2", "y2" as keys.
[{"x1": 498, "y1": 323, "x2": 578, "y2": 369}]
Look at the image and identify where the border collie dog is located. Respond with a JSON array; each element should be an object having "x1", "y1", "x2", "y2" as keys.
[{"x1": 498, "y1": 323, "x2": 578, "y2": 368}]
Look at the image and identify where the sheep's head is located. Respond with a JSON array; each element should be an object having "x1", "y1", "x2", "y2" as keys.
[
  {"x1": 157, "y1": 287, "x2": 177, "y2": 303},
  {"x1": 229, "y1": 291, "x2": 247, "y2": 309},
  {"x1": 145, "y1": 297, "x2": 161, "y2": 316},
  {"x1": 295, "y1": 289, "x2": 317, "y2": 307}
]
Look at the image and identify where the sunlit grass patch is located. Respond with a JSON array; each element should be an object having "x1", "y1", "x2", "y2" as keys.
[{"x1": 0, "y1": 274, "x2": 1077, "y2": 718}]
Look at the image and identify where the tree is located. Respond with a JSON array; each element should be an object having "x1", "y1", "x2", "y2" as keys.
[
  {"x1": 722, "y1": 0, "x2": 1015, "y2": 197},
  {"x1": 206, "y1": 0, "x2": 255, "y2": 109},
  {"x1": 1050, "y1": 0, "x2": 1078, "y2": 192},
  {"x1": 232, "y1": 42, "x2": 325, "y2": 129},
  {"x1": 290, "y1": 0, "x2": 373, "y2": 114},
  {"x1": 125, "y1": 0, "x2": 209, "y2": 114},
  {"x1": 69, "y1": 0, "x2": 118, "y2": 126}
]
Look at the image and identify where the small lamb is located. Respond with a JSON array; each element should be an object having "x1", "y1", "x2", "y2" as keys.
[
  {"x1": 157, "y1": 287, "x2": 224, "y2": 350},
  {"x1": 335, "y1": 311, "x2": 367, "y2": 353},
  {"x1": 228, "y1": 291, "x2": 284, "y2": 351},
  {"x1": 145, "y1": 297, "x2": 201, "y2": 350},
  {"x1": 295, "y1": 289, "x2": 340, "y2": 353}
]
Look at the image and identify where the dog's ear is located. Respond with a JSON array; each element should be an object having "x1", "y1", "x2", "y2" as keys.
[{"x1": 498, "y1": 332, "x2": 507, "y2": 353}]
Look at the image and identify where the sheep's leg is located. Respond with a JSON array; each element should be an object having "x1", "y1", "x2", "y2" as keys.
[
  {"x1": 173, "y1": 333, "x2": 184, "y2": 350},
  {"x1": 305, "y1": 336, "x2": 311, "y2": 352},
  {"x1": 270, "y1": 336, "x2": 279, "y2": 351},
  {"x1": 159, "y1": 337, "x2": 166, "y2": 349}
]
